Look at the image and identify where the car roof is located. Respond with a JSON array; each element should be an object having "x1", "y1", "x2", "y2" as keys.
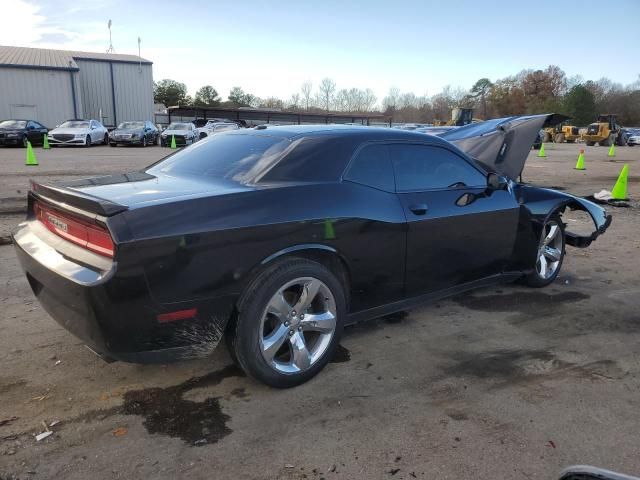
[{"x1": 226, "y1": 124, "x2": 455, "y2": 147}]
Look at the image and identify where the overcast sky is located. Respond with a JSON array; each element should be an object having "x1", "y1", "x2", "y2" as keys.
[{"x1": 3, "y1": 0, "x2": 639, "y2": 101}]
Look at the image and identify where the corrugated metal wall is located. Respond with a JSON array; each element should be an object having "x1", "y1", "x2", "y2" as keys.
[
  {"x1": 112, "y1": 63, "x2": 154, "y2": 123},
  {"x1": 1, "y1": 59, "x2": 153, "y2": 128},
  {"x1": 75, "y1": 60, "x2": 114, "y2": 126},
  {"x1": 0, "y1": 67, "x2": 82, "y2": 128}
]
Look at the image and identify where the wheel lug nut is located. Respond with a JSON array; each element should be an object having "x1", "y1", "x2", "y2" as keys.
[
  {"x1": 289, "y1": 330, "x2": 294, "y2": 336},
  {"x1": 300, "y1": 314, "x2": 304, "y2": 320},
  {"x1": 284, "y1": 322, "x2": 289, "y2": 327},
  {"x1": 292, "y1": 310, "x2": 296, "y2": 316},
  {"x1": 298, "y1": 326, "x2": 302, "y2": 331}
]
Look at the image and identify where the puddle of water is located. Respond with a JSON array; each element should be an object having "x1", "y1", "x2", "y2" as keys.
[
  {"x1": 121, "y1": 365, "x2": 242, "y2": 446},
  {"x1": 331, "y1": 344, "x2": 351, "y2": 363},
  {"x1": 453, "y1": 290, "x2": 589, "y2": 314}
]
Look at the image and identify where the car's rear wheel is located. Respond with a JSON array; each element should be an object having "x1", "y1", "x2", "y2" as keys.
[
  {"x1": 229, "y1": 258, "x2": 345, "y2": 388},
  {"x1": 524, "y1": 215, "x2": 565, "y2": 287},
  {"x1": 85, "y1": 135, "x2": 91, "y2": 147}
]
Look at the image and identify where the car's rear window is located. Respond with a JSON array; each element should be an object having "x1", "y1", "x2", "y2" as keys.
[{"x1": 148, "y1": 133, "x2": 290, "y2": 183}]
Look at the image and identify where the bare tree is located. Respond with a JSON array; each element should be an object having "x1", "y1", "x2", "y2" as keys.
[
  {"x1": 382, "y1": 87, "x2": 401, "y2": 112},
  {"x1": 288, "y1": 93, "x2": 301, "y2": 110},
  {"x1": 362, "y1": 88, "x2": 377, "y2": 111},
  {"x1": 301, "y1": 81, "x2": 313, "y2": 111},
  {"x1": 318, "y1": 78, "x2": 336, "y2": 112}
]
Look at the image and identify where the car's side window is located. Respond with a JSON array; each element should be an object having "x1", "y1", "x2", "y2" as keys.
[
  {"x1": 27, "y1": 121, "x2": 35, "y2": 129},
  {"x1": 344, "y1": 144, "x2": 394, "y2": 192},
  {"x1": 390, "y1": 144, "x2": 485, "y2": 192}
]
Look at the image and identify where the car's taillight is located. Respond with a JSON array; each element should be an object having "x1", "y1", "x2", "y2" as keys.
[{"x1": 34, "y1": 201, "x2": 114, "y2": 258}]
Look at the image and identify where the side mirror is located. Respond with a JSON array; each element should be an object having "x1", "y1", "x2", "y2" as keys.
[
  {"x1": 91, "y1": 125, "x2": 96, "y2": 130},
  {"x1": 487, "y1": 173, "x2": 508, "y2": 191},
  {"x1": 28, "y1": 125, "x2": 35, "y2": 130}
]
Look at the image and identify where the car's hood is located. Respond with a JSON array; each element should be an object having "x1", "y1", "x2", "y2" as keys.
[
  {"x1": 162, "y1": 129, "x2": 191, "y2": 136},
  {"x1": 61, "y1": 171, "x2": 250, "y2": 208},
  {"x1": 0, "y1": 128, "x2": 24, "y2": 134},
  {"x1": 50, "y1": 127, "x2": 89, "y2": 135},
  {"x1": 440, "y1": 114, "x2": 568, "y2": 180},
  {"x1": 112, "y1": 128, "x2": 144, "y2": 135}
]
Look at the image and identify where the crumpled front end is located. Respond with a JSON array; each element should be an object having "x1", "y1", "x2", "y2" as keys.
[{"x1": 517, "y1": 184, "x2": 612, "y2": 248}]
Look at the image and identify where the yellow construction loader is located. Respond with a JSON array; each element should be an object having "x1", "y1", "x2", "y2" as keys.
[
  {"x1": 543, "y1": 123, "x2": 581, "y2": 143},
  {"x1": 583, "y1": 114, "x2": 620, "y2": 146}
]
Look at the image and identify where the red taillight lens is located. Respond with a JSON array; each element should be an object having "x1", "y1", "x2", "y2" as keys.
[{"x1": 34, "y1": 201, "x2": 114, "y2": 258}]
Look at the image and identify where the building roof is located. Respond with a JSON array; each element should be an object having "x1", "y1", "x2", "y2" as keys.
[{"x1": 0, "y1": 45, "x2": 152, "y2": 71}]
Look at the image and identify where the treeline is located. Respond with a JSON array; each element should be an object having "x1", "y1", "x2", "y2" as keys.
[{"x1": 153, "y1": 66, "x2": 640, "y2": 126}]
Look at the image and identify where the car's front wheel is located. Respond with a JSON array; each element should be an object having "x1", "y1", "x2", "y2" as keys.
[
  {"x1": 524, "y1": 215, "x2": 565, "y2": 287},
  {"x1": 229, "y1": 258, "x2": 345, "y2": 388},
  {"x1": 85, "y1": 135, "x2": 92, "y2": 147}
]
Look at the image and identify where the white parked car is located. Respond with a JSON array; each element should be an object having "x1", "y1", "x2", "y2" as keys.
[
  {"x1": 160, "y1": 122, "x2": 198, "y2": 147},
  {"x1": 196, "y1": 121, "x2": 239, "y2": 140},
  {"x1": 627, "y1": 130, "x2": 640, "y2": 147},
  {"x1": 48, "y1": 119, "x2": 109, "y2": 147}
]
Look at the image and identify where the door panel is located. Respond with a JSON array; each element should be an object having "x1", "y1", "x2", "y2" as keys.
[
  {"x1": 389, "y1": 143, "x2": 520, "y2": 297},
  {"x1": 398, "y1": 188, "x2": 519, "y2": 296}
]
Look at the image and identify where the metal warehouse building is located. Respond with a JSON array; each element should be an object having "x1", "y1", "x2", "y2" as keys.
[{"x1": 0, "y1": 45, "x2": 154, "y2": 128}]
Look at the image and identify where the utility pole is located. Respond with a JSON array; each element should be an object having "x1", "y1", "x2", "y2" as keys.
[{"x1": 106, "y1": 20, "x2": 114, "y2": 53}]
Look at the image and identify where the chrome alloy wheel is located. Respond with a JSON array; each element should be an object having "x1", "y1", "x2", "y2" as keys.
[
  {"x1": 260, "y1": 277, "x2": 337, "y2": 374},
  {"x1": 536, "y1": 220, "x2": 563, "y2": 279}
]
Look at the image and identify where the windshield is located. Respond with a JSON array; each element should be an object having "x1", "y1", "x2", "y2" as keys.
[
  {"x1": 117, "y1": 122, "x2": 145, "y2": 129},
  {"x1": 167, "y1": 123, "x2": 191, "y2": 130},
  {"x1": 59, "y1": 121, "x2": 89, "y2": 128},
  {"x1": 147, "y1": 133, "x2": 290, "y2": 183},
  {"x1": 0, "y1": 120, "x2": 27, "y2": 129}
]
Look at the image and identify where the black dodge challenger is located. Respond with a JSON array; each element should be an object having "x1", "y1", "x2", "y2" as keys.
[{"x1": 13, "y1": 114, "x2": 611, "y2": 387}]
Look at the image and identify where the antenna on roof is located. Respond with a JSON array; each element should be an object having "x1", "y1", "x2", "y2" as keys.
[
  {"x1": 106, "y1": 19, "x2": 114, "y2": 53},
  {"x1": 137, "y1": 37, "x2": 142, "y2": 72}
]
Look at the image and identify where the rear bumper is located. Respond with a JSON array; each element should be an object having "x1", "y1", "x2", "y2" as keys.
[{"x1": 12, "y1": 220, "x2": 235, "y2": 363}]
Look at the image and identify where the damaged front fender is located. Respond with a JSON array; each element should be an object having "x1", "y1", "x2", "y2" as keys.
[{"x1": 516, "y1": 184, "x2": 612, "y2": 249}]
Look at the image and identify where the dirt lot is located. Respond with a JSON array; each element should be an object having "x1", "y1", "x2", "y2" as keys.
[{"x1": 1, "y1": 142, "x2": 639, "y2": 479}]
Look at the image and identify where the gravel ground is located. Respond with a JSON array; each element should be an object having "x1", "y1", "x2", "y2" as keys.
[{"x1": 0, "y1": 142, "x2": 639, "y2": 480}]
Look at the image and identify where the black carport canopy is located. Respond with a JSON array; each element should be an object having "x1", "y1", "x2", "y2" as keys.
[{"x1": 166, "y1": 106, "x2": 392, "y2": 126}]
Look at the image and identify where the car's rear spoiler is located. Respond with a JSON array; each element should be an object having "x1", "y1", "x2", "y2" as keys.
[{"x1": 30, "y1": 181, "x2": 128, "y2": 217}]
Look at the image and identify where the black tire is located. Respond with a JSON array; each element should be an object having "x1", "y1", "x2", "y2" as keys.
[
  {"x1": 141, "y1": 136, "x2": 147, "y2": 147},
  {"x1": 600, "y1": 134, "x2": 614, "y2": 147},
  {"x1": 199, "y1": 132, "x2": 207, "y2": 140},
  {"x1": 22, "y1": 135, "x2": 28, "y2": 148},
  {"x1": 85, "y1": 135, "x2": 92, "y2": 147},
  {"x1": 523, "y1": 215, "x2": 565, "y2": 288},
  {"x1": 109, "y1": 142, "x2": 117, "y2": 147},
  {"x1": 229, "y1": 258, "x2": 346, "y2": 388},
  {"x1": 103, "y1": 133, "x2": 109, "y2": 145}
]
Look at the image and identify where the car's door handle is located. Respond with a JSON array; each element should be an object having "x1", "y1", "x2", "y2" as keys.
[{"x1": 409, "y1": 204, "x2": 428, "y2": 215}]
